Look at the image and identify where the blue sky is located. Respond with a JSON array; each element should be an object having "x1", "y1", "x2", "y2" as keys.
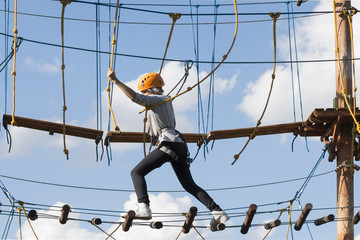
[{"x1": 1, "y1": 0, "x2": 360, "y2": 239}]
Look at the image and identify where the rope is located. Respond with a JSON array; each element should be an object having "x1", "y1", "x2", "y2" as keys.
[
  {"x1": 106, "y1": 0, "x2": 120, "y2": 132},
  {"x1": 60, "y1": 0, "x2": 71, "y2": 160},
  {"x1": 232, "y1": 12, "x2": 281, "y2": 165},
  {"x1": 286, "y1": 200, "x2": 294, "y2": 240},
  {"x1": 159, "y1": 12, "x2": 181, "y2": 75},
  {"x1": 332, "y1": 1, "x2": 360, "y2": 133},
  {"x1": 139, "y1": 0, "x2": 239, "y2": 114},
  {"x1": 192, "y1": 224, "x2": 205, "y2": 240},
  {"x1": 105, "y1": 223, "x2": 122, "y2": 240},
  {"x1": 10, "y1": 0, "x2": 18, "y2": 126},
  {"x1": 17, "y1": 207, "x2": 22, "y2": 240},
  {"x1": 345, "y1": 9, "x2": 357, "y2": 176},
  {"x1": 18, "y1": 201, "x2": 39, "y2": 240},
  {"x1": 89, "y1": 220, "x2": 116, "y2": 240}
]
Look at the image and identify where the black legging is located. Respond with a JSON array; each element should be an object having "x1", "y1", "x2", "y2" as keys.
[{"x1": 131, "y1": 141, "x2": 221, "y2": 211}]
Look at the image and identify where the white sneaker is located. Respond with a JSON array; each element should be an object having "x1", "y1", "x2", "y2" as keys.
[
  {"x1": 134, "y1": 203, "x2": 152, "y2": 220},
  {"x1": 210, "y1": 210, "x2": 229, "y2": 226}
]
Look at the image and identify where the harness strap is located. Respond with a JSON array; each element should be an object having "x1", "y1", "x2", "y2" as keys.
[{"x1": 159, "y1": 145, "x2": 179, "y2": 161}]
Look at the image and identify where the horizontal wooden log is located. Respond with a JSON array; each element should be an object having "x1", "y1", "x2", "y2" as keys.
[{"x1": 3, "y1": 114, "x2": 103, "y2": 143}]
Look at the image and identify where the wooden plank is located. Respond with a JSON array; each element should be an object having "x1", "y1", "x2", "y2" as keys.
[{"x1": 2, "y1": 114, "x2": 103, "y2": 143}]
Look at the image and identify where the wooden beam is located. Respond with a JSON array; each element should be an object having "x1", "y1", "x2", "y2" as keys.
[{"x1": 2, "y1": 114, "x2": 103, "y2": 143}]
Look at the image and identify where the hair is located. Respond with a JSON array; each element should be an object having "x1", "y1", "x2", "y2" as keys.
[{"x1": 147, "y1": 87, "x2": 164, "y2": 95}]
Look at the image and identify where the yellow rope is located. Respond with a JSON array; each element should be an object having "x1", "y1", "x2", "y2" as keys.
[
  {"x1": 19, "y1": 202, "x2": 39, "y2": 240},
  {"x1": 105, "y1": 223, "x2": 122, "y2": 240},
  {"x1": 60, "y1": 0, "x2": 71, "y2": 159},
  {"x1": 89, "y1": 221, "x2": 116, "y2": 240},
  {"x1": 139, "y1": 0, "x2": 239, "y2": 114},
  {"x1": 232, "y1": 12, "x2": 280, "y2": 165},
  {"x1": 192, "y1": 224, "x2": 205, "y2": 240},
  {"x1": 11, "y1": 0, "x2": 18, "y2": 126},
  {"x1": 332, "y1": 1, "x2": 360, "y2": 133},
  {"x1": 159, "y1": 12, "x2": 181, "y2": 75},
  {"x1": 107, "y1": 0, "x2": 121, "y2": 132},
  {"x1": 17, "y1": 207, "x2": 22, "y2": 240},
  {"x1": 345, "y1": 9, "x2": 357, "y2": 176},
  {"x1": 286, "y1": 200, "x2": 293, "y2": 240}
]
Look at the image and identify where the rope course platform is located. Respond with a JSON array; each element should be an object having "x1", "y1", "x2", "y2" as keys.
[
  {"x1": 2, "y1": 114, "x2": 103, "y2": 144},
  {"x1": 3, "y1": 108, "x2": 360, "y2": 150}
]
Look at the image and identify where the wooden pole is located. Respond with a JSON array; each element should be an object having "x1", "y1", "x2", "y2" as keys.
[{"x1": 334, "y1": 0, "x2": 353, "y2": 239}]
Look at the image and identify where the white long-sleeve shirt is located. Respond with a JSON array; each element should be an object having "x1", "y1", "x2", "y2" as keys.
[{"x1": 132, "y1": 93, "x2": 183, "y2": 143}]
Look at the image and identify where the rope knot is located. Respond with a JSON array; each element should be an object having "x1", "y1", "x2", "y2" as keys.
[
  {"x1": 272, "y1": 73, "x2": 275, "y2": 79},
  {"x1": 106, "y1": 86, "x2": 110, "y2": 92},
  {"x1": 63, "y1": 106, "x2": 67, "y2": 111},
  {"x1": 61, "y1": 64, "x2": 66, "y2": 70},
  {"x1": 60, "y1": 0, "x2": 72, "y2": 5},
  {"x1": 233, "y1": 154, "x2": 239, "y2": 161},
  {"x1": 64, "y1": 149, "x2": 69, "y2": 159},
  {"x1": 112, "y1": 39, "x2": 116, "y2": 46},
  {"x1": 11, "y1": 70, "x2": 16, "y2": 76},
  {"x1": 187, "y1": 86, "x2": 192, "y2": 91},
  {"x1": 11, "y1": 120, "x2": 17, "y2": 126},
  {"x1": 223, "y1": 54, "x2": 228, "y2": 60},
  {"x1": 143, "y1": 117, "x2": 148, "y2": 123},
  {"x1": 114, "y1": 125, "x2": 120, "y2": 131},
  {"x1": 13, "y1": 28, "x2": 18, "y2": 34}
]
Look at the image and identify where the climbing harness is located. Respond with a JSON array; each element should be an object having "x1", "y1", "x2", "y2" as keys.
[
  {"x1": 232, "y1": 12, "x2": 281, "y2": 165},
  {"x1": 60, "y1": 0, "x2": 71, "y2": 159},
  {"x1": 107, "y1": 0, "x2": 121, "y2": 132},
  {"x1": 139, "y1": 0, "x2": 239, "y2": 114},
  {"x1": 10, "y1": 0, "x2": 18, "y2": 127}
]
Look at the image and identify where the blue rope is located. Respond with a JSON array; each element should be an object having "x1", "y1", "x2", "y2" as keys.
[
  {"x1": 290, "y1": 1, "x2": 309, "y2": 151},
  {"x1": 3, "y1": 0, "x2": 10, "y2": 115},
  {"x1": 206, "y1": 2, "x2": 219, "y2": 133},
  {"x1": 95, "y1": 1, "x2": 102, "y2": 162},
  {"x1": 286, "y1": 2, "x2": 296, "y2": 123},
  {"x1": 293, "y1": 145, "x2": 328, "y2": 201}
]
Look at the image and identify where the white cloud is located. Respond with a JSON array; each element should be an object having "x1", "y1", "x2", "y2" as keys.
[
  {"x1": 23, "y1": 57, "x2": 60, "y2": 74},
  {"x1": 237, "y1": 1, "x2": 360, "y2": 125}
]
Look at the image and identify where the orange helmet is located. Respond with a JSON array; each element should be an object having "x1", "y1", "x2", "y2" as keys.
[{"x1": 138, "y1": 72, "x2": 164, "y2": 91}]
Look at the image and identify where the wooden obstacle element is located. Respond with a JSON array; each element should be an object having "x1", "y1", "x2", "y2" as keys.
[
  {"x1": 314, "y1": 214, "x2": 335, "y2": 226},
  {"x1": 294, "y1": 203, "x2": 312, "y2": 231},
  {"x1": 91, "y1": 217, "x2": 102, "y2": 225},
  {"x1": 2, "y1": 114, "x2": 103, "y2": 143},
  {"x1": 150, "y1": 221, "x2": 163, "y2": 229},
  {"x1": 264, "y1": 219, "x2": 281, "y2": 230},
  {"x1": 28, "y1": 210, "x2": 38, "y2": 221},
  {"x1": 241, "y1": 204, "x2": 257, "y2": 234},
  {"x1": 182, "y1": 206, "x2": 197, "y2": 234},
  {"x1": 122, "y1": 210, "x2": 135, "y2": 232},
  {"x1": 59, "y1": 204, "x2": 70, "y2": 224},
  {"x1": 210, "y1": 222, "x2": 226, "y2": 232}
]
